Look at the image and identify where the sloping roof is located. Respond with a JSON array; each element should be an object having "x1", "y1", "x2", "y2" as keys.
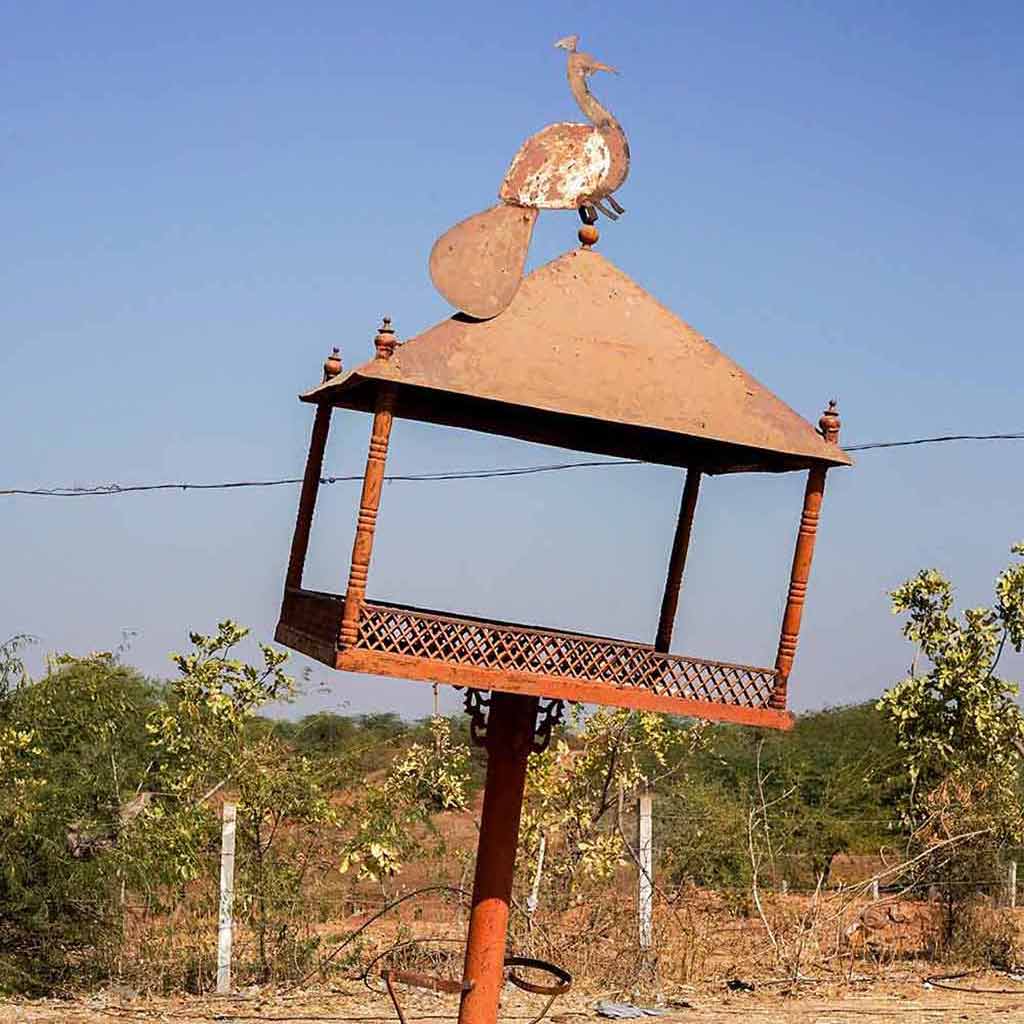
[{"x1": 304, "y1": 248, "x2": 851, "y2": 474}]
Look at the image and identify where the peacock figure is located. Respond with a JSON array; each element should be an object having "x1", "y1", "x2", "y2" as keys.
[{"x1": 429, "y1": 34, "x2": 630, "y2": 320}]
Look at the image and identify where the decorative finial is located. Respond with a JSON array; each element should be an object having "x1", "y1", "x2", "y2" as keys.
[
  {"x1": 578, "y1": 203, "x2": 599, "y2": 248},
  {"x1": 818, "y1": 400, "x2": 841, "y2": 444},
  {"x1": 374, "y1": 316, "x2": 397, "y2": 361},
  {"x1": 322, "y1": 346, "x2": 342, "y2": 382}
]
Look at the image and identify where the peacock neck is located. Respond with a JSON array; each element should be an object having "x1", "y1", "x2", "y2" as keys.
[{"x1": 568, "y1": 71, "x2": 621, "y2": 137}]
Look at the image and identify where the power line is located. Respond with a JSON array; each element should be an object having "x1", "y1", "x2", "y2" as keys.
[
  {"x1": 846, "y1": 431, "x2": 1024, "y2": 452},
  {"x1": 2, "y1": 432, "x2": 1022, "y2": 499},
  {"x1": 0, "y1": 459, "x2": 641, "y2": 498}
]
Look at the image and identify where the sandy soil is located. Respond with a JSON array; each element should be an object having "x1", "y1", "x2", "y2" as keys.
[{"x1": 5, "y1": 976, "x2": 1024, "y2": 1024}]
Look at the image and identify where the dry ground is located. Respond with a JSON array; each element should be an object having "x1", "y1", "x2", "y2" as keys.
[{"x1": 6, "y1": 976, "x2": 1024, "y2": 1024}]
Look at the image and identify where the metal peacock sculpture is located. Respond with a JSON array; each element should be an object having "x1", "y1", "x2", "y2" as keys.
[{"x1": 429, "y1": 34, "x2": 630, "y2": 320}]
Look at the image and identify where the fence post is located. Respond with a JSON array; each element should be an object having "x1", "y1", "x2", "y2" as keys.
[
  {"x1": 1008, "y1": 861, "x2": 1018, "y2": 910},
  {"x1": 870, "y1": 879, "x2": 880, "y2": 902},
  {"x1": 217, "y1": 802, "x2": 237, "y2": 995},
  {"x1": 526, "y1": 835, "x2": 546, "y2": 917},
  {"x1": 638, "y1": 785, "x2": 653, "y2": 951}
]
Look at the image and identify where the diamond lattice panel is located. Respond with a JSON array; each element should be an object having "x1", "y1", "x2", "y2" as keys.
[{"x1": 358, "y1": 603, "x2": 776, "y2": 708}]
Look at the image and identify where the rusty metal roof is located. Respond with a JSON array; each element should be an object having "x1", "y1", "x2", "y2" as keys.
[{"x1": 304, "y1": 248, "x2": 851, "y2": 474}]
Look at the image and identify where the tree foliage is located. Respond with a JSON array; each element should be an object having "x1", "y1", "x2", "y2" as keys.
[
  {"x1": 878, "y1": 546, "x2": 1024, "y2": 814},
  {"x1": 877, "y1": 545, "x2": 1024, "y2": 957},
  {"x1": 0, "y1": 648, "x2": 160, "y2": 993},
  {"x1": 521, "y1": 708, "x2": 702, "y2": 896},
  {"x1": 339, "y1": 715, "x2": 472, "y2": 883},
  {"x1": 9, "y1": 544, "x2": 1024, "y2": 992},
  {"x1": 659, "y1": 702, "x2": 901, "y2": 891}
]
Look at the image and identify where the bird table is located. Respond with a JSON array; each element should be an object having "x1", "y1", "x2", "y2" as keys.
[{"x1": 274, "y1": 236, "x2": 851, "y2": 1024}]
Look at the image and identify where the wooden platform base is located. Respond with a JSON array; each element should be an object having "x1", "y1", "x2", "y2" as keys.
[{"x1": 275, "y1": 587, "x2": 793, "y2": 730}]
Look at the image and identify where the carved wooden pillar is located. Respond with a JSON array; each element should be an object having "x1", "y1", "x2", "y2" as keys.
[
  {"x1": 655, "y1": 467, "x2": 702, "y2": 653},
  {"x1": 771, "y1": 402, "x2": 841, "y2": 709},
  {"x1": 339, "y1": 319, "x2": 399, "y2": 648},
  {"x1": 285, "y1": 348, "x2": 341, "y2": 591},
  {"x1": 285, "y1": 404, "x2": 332, "y2": 590}
]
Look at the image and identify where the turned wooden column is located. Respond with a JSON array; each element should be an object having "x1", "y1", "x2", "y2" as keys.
[
  {"x1": 771, "y1": 402, "x2": 841, "y2": 709},
  {"x1": 655, "y1": 467, "x2": 702, "y2": 653},
  {"x1": 285, "y1": 349, "x2": 341, "y2": 590},
  {"x1": 339, "y1": 320, "x2": 398, "y2": 648}
]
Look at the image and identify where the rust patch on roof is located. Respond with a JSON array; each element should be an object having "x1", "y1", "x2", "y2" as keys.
[{"x1": 307, "y1": 249, "x2": 851, "y2": 474}]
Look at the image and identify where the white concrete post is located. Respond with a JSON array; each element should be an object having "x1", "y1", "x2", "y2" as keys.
[
  {"x1": 217, "y1": 802, "x2": 237, "y2": 994},
  {"x1": 638, "y1": 785, "x2": 653, "y2": 951},
  {"x1": 526, "y1": 835, "x2": 546, "y2": 917},
  {"x1": 870, "y1": 879, "x2": 880, "y2": 901},
  {"x1": 1008, "y1": 861, "x2": 1017, "y2": 909}
]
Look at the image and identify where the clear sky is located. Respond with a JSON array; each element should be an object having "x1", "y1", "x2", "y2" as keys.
[{"x1": 2, "y1": 1, "x2": 1022, "y2": 720}]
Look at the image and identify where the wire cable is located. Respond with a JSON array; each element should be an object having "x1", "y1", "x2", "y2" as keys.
[
  {"x1": 2, "y1": 432, "x2": 1023, "y2": 498},
  {"x1": 0, "y1": 460, "x2": 641, "y2": 498},
  {"x1": 846, "y1": 431, "x2": 1024, "y2": 452}
]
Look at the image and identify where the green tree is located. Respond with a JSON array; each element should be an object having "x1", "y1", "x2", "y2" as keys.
[
  {"x1": 339, "y1": 716, "x2": 472, "y2": 884},
  {"x1": 878, "y1": 547, "x2": 1024, "y2": 806},
  {"x1": 877, "y1": 544, "x2": 1024, "y2": 958},
  {"x1": 0, "y1": 650, "x2": 160, "y2": 992},
  {"x1": 141, "y1": 621, "x2": 339, "y2": 983},
  {"x1": 662, "y1": 705, "x2": 901, "y2": 891},
  {"x1": 521, "y1": 708, "x2": 701, "y2": 899}
]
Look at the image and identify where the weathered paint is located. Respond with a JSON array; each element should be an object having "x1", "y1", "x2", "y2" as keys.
[
  {"x1": 457, "y1": 693, "x2": 538, "y2": 1024},
  {"x1": 307, "y1": 249, "x2": 853, "y2": 473},
  {"x1": 500, "y1": 123, "x2": 611, "y2": 209}
]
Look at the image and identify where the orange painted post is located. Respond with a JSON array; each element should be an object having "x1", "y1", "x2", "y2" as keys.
[
  {"x1": 655, "y1": 468, "x2": 702, "y2": 653},
  {"x1": 771, "y1": 467, "x2": 826, "y2": 709},
  {"x1": 339, "y1": 320, "x2": 399, "y2": 648},
  {"x1": 339, "y1": 390, "x2": 394, "y2": 647},
  {"x1": 458, "y1": 691, "x2": 539, "y2": 1024},
  {"x1": 771, "y1": 402, "x2": 841, "y2": 709},
  {"x1": 285, "y1": 403, "x2": 332, "y2": 591}
]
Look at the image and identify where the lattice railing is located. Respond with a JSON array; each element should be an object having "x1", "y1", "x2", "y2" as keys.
[{"x1": 358, "y1": 602, "x2": 776, "y2": 709}]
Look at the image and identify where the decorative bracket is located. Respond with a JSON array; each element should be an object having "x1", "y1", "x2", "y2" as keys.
[
  {"x1": 532, "y1": 697, "x2": 565, "y2": 754},
  {"x1": 462, "y1": 688, "x2": 565, "y2": 754},
  {"x1": 463, "y1": 688, "x2": 491, "y2": 748}
]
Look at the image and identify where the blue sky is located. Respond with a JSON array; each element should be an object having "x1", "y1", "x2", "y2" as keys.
[{"x1": 2, "y1": 1, "x2": 1022, "y2": 719}]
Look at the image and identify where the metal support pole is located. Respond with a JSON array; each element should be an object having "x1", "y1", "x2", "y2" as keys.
[
  {"x1": 655, "y1": 469, "x2": 702, "y2": 653},
  {"x1": 216, "y1": 803, "x2": 237, "y2": 994},
  {"x1": 637, "y1": 785, "x2": 653, "y2": 951},
  {"x1": 458, "y1": 692, "x2": 538, "y2": 1024}
]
